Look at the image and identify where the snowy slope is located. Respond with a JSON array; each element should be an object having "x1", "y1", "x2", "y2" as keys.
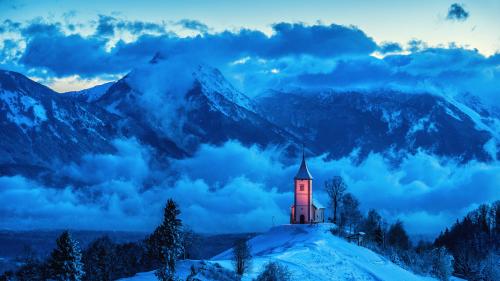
[
  {"x1": 256, "y1": 90, "x2": 497, "y2": 161},
  {"x1": 121, "y1": 224, "x2": 442, "y2": 281},
  {"x1": 95, "y1": 57, "x2": 298, "y2": 155}
]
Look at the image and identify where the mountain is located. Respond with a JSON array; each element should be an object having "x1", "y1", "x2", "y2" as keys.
[
  {"x1": 94, "y1": 57, "x2": 299, "y2": 155},
  {"x1": 0, "y1": 70, "x2": 120, "y2": 180},
  {"x1": 1, "y1": 57, "x2": 498, "y2": 181},
  {"x1": 0, "y1": 59, "x2": 300, "y2": 181},
  {"x1": 120, "y1": 224, "x2": 450, "y2": 281},
  {"x1": 256, "y1": 89, "x2": 498, "y2": 162},
  {"x1": 64, "y1": 82, "x2": 114, "y2": 103}
]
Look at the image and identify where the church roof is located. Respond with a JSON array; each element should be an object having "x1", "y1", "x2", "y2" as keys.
[
  {"x1": 313, "y1": 199, "x2": 324, "y2": 209},
  {"x1": 295, "y1": 152, "x2": 313, "y2": 180}
]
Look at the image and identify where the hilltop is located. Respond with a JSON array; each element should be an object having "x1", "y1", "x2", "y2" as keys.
[{"x1": 121, "y1": 224, "x2": 461, "y2": 281}]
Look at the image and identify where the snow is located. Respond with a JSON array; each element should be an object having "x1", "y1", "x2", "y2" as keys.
[
  {"x1": 407, "y1": 116, "x2": 437, "y2": 135},
  {"x1": 445, "y1": 96, "x2": 500, "y2": 140},
  {"x1": 195, "y1": 64, "x2": 255, "y2": 113},
  {"x1": 312, "y1": 199, "x2": 324, "y2": 209},
  {"x1": 381, "y1": 109, "x2": 402, "y2": 133},
  {"x1": 1, "y1": 90, "x2": 47, "y2": 128},
  {"x1": 120, "y1": 224, "x2": 445, "y2": 281},
  {"x1": 445, "y1": 107, "x2": 462, "y2": 121}
]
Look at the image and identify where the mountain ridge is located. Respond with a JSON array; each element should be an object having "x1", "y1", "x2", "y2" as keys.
[{"x1": 1, "y1": 60, "x2": 498, "y2": 183}]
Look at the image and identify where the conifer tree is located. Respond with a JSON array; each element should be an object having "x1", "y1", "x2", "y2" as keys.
[
  {"x1": 150, "y1": 199, "x2": 183, "y2": 281},
  {"x1": 48, "y1": 230, "x2": 85, "y2": 281},
  {"x1": 83, "y1": 236, "x2": 116, "y2": 281},
  {"x1": 387, "y1": 220, "x2": 411, "y2": 251}
]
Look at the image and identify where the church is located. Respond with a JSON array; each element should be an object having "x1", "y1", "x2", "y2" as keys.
[{"x1": 290, "y1": 152, "x2": 325, "y2": 224}]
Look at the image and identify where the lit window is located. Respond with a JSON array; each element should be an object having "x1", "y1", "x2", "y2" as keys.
[{"x1": 299, "y1": 184, "x2": 304, "y2": 191}]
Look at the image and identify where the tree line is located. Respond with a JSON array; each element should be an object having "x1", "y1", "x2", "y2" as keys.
[
  {"x1": 0, "y1": 198, "x2": 291, "y2": 281},
  {"x1": 324, "y1": 175, "x2": 499, "y2": 281},
  {"x1": 0, "y1": 199, "x2": 202, "y2": 281}
]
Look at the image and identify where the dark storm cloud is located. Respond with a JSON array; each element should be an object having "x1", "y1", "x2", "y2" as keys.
[{"x1": 446, "y1": 3, "x2": 470, "y2": 21}]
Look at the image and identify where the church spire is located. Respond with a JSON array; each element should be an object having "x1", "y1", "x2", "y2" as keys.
[{"x1": 295, "y1": 145, "x2": 313, "y2": 180}]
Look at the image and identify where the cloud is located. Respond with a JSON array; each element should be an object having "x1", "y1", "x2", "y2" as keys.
[
  {"x1": 0, "y1": 139, "x2": 498, "y2": 236},
  {"x1": 177, "y1": 19, "x2": 209, "y2": 33},
  {"x1": 19, "y1": 32, "x2": 124, "y2": 77},
  {"x1": 0, "y1": 139, "x2": 293, "y2": 233},
  {"x1": 446, "y1": 3, "x2": 470, "y2": 21},
  {"x1": 61, "y1": 138, "x2": 151, "y2": 185},
  {"x1": 95, "y1": 15, "x2": 116, "y2": 37},
  {"x1": 270, "y1": 46, "x2": 500, "y2": 110},
  {"x1": 7, "y1": 18, "x2": 376, "y2": 77},
  {"x1": 378, "y1": 41, "x2": 402, "y2": 54}
]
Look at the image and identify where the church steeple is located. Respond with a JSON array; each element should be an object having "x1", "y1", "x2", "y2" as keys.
[{"x1": 294, "y1": 146, "x2": 313, "y2": 180}]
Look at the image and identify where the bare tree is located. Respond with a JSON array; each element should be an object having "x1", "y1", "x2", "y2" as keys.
[
  {"x1": 324, "y1": 176, "x2": 347, "y2": 224},
  {"x1": 232, "y1": 238, "x2": 252, "y2": 276},
  {"x1": 181, "y1": 226, "x2": 200, "y2": 260}
]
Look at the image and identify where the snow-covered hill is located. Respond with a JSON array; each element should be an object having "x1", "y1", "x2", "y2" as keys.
[{"x1": 121, "y1": 224, "x2": 448, "y2": 281}]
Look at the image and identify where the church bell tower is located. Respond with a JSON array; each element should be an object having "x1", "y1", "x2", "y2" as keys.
[{"x1": 291, "y1": 149, "x2": 313, "y2": 224}]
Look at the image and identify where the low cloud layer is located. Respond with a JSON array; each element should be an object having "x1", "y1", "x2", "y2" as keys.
[{"x1": 0, "y1": 139, "x2": 498, "y2": 236}]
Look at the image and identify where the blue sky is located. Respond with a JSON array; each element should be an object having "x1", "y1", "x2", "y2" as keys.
[
  {"x1": 0, "y1": 0, "x2": 499, "y2": 92},
  {"x1": 3, "y1": 0, "x2": 499, "y2": 54}
]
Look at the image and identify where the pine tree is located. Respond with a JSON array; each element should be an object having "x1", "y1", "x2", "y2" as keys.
[
  {"x1": 340, "y1": 193, "x2": 362, "y2": 234},
  {"x1": 82, "y1": 236, "x2": 116, "y2": 281},
  {"x1": 374, "y1": 224, "x2": 385, "y2": 247},
  {"x1": 387, "y1": 220, "x2": 411, "y2": 251},
  {"x1": 361, "y1": 209, "x2": 382, "y2": 243},
  {"x1": 48, "y1": 230, "x2": 85, "y2": 281},
  {"x1": 149, "y1": 199, "x2": 183, "y2": 281}
]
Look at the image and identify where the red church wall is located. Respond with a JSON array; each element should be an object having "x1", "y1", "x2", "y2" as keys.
[{"x1": 294, "y1": 179, "x2": 312, "y2": 223}]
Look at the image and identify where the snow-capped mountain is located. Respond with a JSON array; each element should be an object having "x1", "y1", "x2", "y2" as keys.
[
  {"x1": 256, "y1": 89, "x2": 498, "y2": 162},
  {"x1": 0, "y1": 58, "x2": 299, "y2": 180},
  {"x1": 0, "y1": 70, "x2": 119, "y2": 180},
  {"x1": 120, "y1": 224, "x2": 453, "y2": 281},
  {"x1": 1, "y1": 56, "x2": 498, "y2": 181},
  {"x1": 94, "y1": 56, "x2": 298, "y2": 154}
]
